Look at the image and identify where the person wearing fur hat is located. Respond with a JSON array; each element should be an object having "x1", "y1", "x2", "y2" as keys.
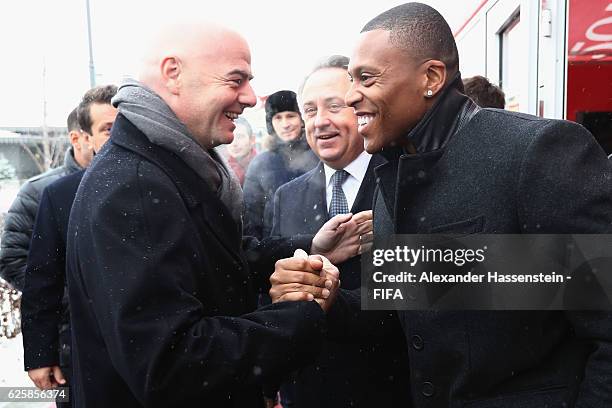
[{"x1": 243, "y1": 90, "x2": 318, "y2": 239}]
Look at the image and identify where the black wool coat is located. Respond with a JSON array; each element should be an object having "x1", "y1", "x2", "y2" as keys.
[
  {"x1": 330, "y1": 83, "x2": 612, "y2": 407},
  {"x1": 0, "y1": 148, "x2": 83, "y2": 290},
  {"x1": 272, "y1": 156, "x2": 412, "y2": 407},
  {"x1": 66, "y1": 114, "x2": 326, "y2": 408},
  {"x1": 22, "y1": 169, "x2": 84, "y2": 375}
]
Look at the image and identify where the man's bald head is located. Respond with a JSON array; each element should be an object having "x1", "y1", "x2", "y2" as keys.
[
  {"x1": 361, "y1": 2, "x2": 459, "y2": 78},
  {"x1": 136, "y1": 22, "x2": 257, "y2": 147},
  {"x1": 138, "y1": 23, "x2": 249, "y2": 90}
]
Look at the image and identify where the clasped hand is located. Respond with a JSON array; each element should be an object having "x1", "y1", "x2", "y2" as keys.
[{"x1": 269, "y1": 249, "x2": 340, "y2": 312}]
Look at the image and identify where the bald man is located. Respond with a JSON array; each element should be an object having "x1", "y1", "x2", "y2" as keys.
[{"x1": 65, "y1": 24, "x2": 338, "y2": 408}]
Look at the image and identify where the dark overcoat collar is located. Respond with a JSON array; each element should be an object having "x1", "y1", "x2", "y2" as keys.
[
  {"x1": 374, "y1": 73, "x2": 479, "y2": 220},
  {"x1": 111, "y1": 114, "x2": 243, "y2": 258}
]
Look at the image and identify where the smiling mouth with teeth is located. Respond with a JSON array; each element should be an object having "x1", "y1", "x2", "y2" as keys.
[
  {"x1": 224, "y1": 112, "x2": 239, "y2": 121},
  {"x1": 317, "y1": 133, "x2": 338, "y2": 140},
  {"x1": 357, "y1": 115, "x2": 374, "y2": 128}
]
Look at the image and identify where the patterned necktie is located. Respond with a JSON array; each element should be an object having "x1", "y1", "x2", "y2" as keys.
[{"x1": 329, "y1": 170, "x2": 350, "y2": 218}]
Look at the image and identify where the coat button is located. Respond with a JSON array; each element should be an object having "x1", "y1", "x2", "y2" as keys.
[
  {"x1": 411, "y1": 334, "x2": 424, "y2": 350},
  {"x1": 422, "y1": 381, "x2": 435, "y2": 397}
]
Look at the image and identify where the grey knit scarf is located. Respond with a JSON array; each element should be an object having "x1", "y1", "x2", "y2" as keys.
[{"x1": 112, "y1": 79, "x2": 244, "y2": 226}]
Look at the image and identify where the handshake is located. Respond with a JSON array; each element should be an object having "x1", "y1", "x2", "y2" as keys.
[{"x1": 269, "y1": 210, "x2": 373, "y2": 312}]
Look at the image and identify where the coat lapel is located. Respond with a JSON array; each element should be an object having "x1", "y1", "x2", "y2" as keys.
[
  {"x1": 307, "y1": 162, "x2": 328, "y2": 229},
  {"x1": 373, "y1": 159, "x2": 398, "y2": 224},
  {"x1": 394, "y1": 150, "x2": 445, "y2": 233},
  {"x1": 351, "y1": 154, "x2": 385, "y2": 214}
]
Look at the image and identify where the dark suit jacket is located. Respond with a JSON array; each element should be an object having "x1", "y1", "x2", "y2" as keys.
[
  {"x1": 331, "y1": 84, "x2": 612, "y2": 407},
  {"x1": 22, "y1": 170, "x2": 84, "y2": 373},
  {"x1": 0, "y1": 148, "x2": 82, "y2": 290},
  {"x1": 272, "y1": 157, "x2": 411, "y2": 407},
  {"x1": 66, "y1": 114, "x2": 326, "y2": 408},
  {"x1": 272, "y1": 158, "x2": 384, "y2": 289},
  {"x1": 243, "y1": 137, "x2": 318, "y2": 240}
]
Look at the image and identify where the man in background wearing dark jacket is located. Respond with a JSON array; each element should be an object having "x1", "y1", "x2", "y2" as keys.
[
  {"x1": 0, "y1": 109, "x2": 92, "y2": 290},
  {"x1": 243, "y1": 90, "x2": 318, "y2": 239},
  {"x1": 21, "y1": 85, "x2": 118, "y2": 407}
]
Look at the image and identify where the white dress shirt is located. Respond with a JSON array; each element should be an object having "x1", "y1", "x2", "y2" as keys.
[{"x1": 323, "y1": 150, "x2": 372, "y2": 213}]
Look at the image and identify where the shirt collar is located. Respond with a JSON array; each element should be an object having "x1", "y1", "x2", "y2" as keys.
[{"x1": 323, "y1": 150, "x2": 372, "y2": 187}]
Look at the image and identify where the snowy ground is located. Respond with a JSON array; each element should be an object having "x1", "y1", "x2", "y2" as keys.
[{"x1": 0, "y1": 335, "x2": 50, "y2": 408}]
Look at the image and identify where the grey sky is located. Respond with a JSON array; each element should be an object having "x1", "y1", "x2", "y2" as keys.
[{"x1": 0, "y1": 0, "x2": 480, "y2": 127}]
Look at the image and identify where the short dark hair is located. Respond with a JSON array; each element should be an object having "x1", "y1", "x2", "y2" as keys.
[
  {"x1": 361, "y1": 2, "x2": 459, "y2": 75},
  {"x1": 67, "y1": 107, "x2": 79, "y2": 132},
  {"x1": 463, "y1": 75, "x2": 505, "y2": 109},
  {"x1": 298, "y1": 55, "x2": 350, "y2": 97},
  {"x1": 77, "y1": 85, "x2": 117, "y2": 134}
]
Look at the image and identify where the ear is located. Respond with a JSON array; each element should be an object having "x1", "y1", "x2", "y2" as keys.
[
  {"x1": 160, "y1": 56, "x2": 182, "y2": 95},
  {"x1": 423, "y1": 60, "x2": 447, "y2": 98},
  {"x1": 69, "y1": 131, "x2": 81, "y2": 149}
]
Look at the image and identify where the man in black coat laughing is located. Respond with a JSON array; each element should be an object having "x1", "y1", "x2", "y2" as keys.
[
  {"x1": 270, "y1": 3, "x2": 612, "y2": 407},
  {"x1": 66, "y1": 23, "x2": 341, "y2": 408}
]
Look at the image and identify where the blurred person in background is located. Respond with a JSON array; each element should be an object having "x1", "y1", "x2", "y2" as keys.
[
  {"x1": 0, "y1": 107, "x2": 92, "y2": 291},
  {"x1": 243, "y1": 90, "x2": 317, "y2": 239},
  {"x1": 21, "y1": 85, "x2": 118, "y2": 408},
  {"x1": 226, "y1": 116, "x2": 257, "y2": 185},
  {"x1": 463, "y1": 75, "x2": 505, "y2": 109}
]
